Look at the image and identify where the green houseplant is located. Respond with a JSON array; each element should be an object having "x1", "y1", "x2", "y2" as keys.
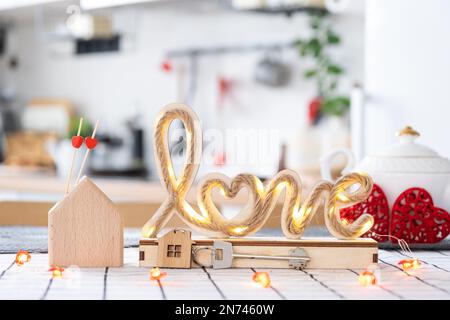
[{"x1": 295, "y1": 11, "x2": 350, "y2": 124}]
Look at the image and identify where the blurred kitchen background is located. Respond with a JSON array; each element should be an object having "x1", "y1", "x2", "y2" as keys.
[{"x1": 0, "y1": 0, "x2": 449, "y2": 228}]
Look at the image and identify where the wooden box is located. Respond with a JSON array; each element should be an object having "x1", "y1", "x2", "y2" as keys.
[{"x1": 139, "y1": 236, "x2": 378, "y2": 269}]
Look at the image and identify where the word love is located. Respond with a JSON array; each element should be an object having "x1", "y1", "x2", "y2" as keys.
[{"x1": 142, "y1": 103, "x2": 374, "y2": 239}]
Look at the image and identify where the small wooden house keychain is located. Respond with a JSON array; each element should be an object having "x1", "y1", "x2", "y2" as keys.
[{"x1": 48, "y1": 119, "x2": 124, "y2": 267}]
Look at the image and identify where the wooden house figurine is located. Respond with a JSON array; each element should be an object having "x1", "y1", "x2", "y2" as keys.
[
  {"x1": 48, "y1": 176, "x2": 123, "y2": 267},
  {"x1": 156, "y1": 229, "x2": 192, "y2": 269}
]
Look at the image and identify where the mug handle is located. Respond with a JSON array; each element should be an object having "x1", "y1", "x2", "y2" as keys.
[{"x1": 320, "y1": 148, "x2": 356, "y2": 182}]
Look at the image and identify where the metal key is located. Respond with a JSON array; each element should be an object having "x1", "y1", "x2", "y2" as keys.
[{"x1": 211, "y1": 240, "x2": 310, "y2": 270}]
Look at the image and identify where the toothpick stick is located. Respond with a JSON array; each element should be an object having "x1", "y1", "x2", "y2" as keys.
[
  {"x1": 75, "y1": 120, "x2": 99, "y2": 185},
  {"x1": 65, "y1": 118, "x2": 83, "y2": 195}
]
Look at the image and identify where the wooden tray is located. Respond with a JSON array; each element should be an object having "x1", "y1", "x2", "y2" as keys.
[{"x1": 139, "y1": 237, "x2": 378, "y2": 269}]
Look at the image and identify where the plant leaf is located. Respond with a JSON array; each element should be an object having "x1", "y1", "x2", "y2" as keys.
[
  {"x1": 326, "y1": 30, "x2": 340, "y2": 44},
  {"x1": 327, "y1": 64, "x2": 343, "y2": 74},
  {"x1": 307, "y1": 38, "x2": 322, "y2": 57},
  {"x1": 322, "y1": 96, "x2": 350, "y2": 116},
  {"x1": 304, "y1": 69, "x2": 318, "y2": 78}
]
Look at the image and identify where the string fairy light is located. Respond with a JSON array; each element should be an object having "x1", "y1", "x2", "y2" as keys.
[
  {"x1": 356, "y1": 232, "x2": 421, "y2": 287},
  {"x1": 358, "y1": 270, "x2": 377, "y2": 286},
  {"x1": 252, "y1": 272, "x2": 271, "y2": 288},
  {"x1": 398, "y1": 258, "x2": 421, "y2": 270},
  {"x1": 141, "y1": 103, "x2": 374, "y2": 240},
  {"x1": 371, "y1": 231, "x2": 421, "y2": 271},
  {"x1": 49, "y1": 266, "x2": 64, "y2": 279},
  {"x1": 15, "y1": 250, "x2": 31, "y2": 266},
  {"x1": 150, "y1": 267, "x2": 167, "y2": 281}
]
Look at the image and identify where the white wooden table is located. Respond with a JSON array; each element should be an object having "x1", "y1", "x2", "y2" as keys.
[{"x1": 0, "y1": 249, "x2": 449, "y2": 300}]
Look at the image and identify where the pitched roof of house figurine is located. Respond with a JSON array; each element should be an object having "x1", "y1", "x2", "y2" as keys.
[{"x1": 48, "y1": 176, "x2": 123, "y2": 267}]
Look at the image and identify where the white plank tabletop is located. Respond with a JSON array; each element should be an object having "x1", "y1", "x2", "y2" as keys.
[{"x1": 0, "y1": 248, "x2": 449, "y2": 300}]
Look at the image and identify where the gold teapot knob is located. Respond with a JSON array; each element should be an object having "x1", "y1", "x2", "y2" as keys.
[{"x1": 396, "y1": 126, "x2": 420, "y2": 137}]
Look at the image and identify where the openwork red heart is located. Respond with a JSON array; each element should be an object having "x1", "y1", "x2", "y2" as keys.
[
  {"x1": 390, "y1": 188, "x2": 450, "y2": 243},
  {"x1": 71, "y1": 136, "x2": 83, "y2": 149},
  {"x1": 340, "y1": 184, "x2": 390, "y2": 242},
  {"x1": 85, "y1": 137, "x2": 98, "y2": 150}
]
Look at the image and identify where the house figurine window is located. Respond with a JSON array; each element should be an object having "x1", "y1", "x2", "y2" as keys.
[
  {"x1": 156, "y1": 229, "x2": 192, "y2": 269},
  {"x1": 167, "y1": 245, "x2": 182, "y2": 258}
]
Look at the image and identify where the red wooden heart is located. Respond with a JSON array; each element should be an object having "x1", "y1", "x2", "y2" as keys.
[
  {"x1": 71, "y1": 136, "x2": 83, "y2": 149},
  {"x1": 390, "y1": 188, "x2": 450, "y2": 243},
  {"x1": 85, "y1": 137, "x2": 98, "y2": 149},
  {"x1": 340, "y1": 184, "x2": 390, "y2": 242}
]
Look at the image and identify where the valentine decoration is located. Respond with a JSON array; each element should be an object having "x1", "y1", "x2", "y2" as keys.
[
  {"x1": 398, "y1": 258, "x2": 421, "y2": 271},
  {"x1": 65, "y1": 118, "x2": 83, "y2": 194},
  {"x1": 391, "y1": 188, "x2": 450, "y2": 244},
  {"x1": 340, "y1": 184, "x2": 390, "y2": 242},
  {"x1": 71, "y1": 136, "x2": 83, "y2": 148},
  {"x1": 138, "y1": 103, "x2": 378, "y2": 271},
  {"x1": 358, "y1": 270, "x2": 377, "y2": 286},
  {"x1": 49, "y1": 266, "x2": 64, "y2": 279},
  {"x1": 76, "y1": 120, "x2": 99, "y2": 184},
  {"x1": 321, "y1": 126, "x2": 450, "y2": 243},
  {"x1": 85, "y1": 137, "x2": 98, "y2": 149},
  {"x1": 150, "y1": 267, "x2": 167, "y2": 281},
  {"x1": 15, "y1": 250, "x2": 31, "y2": 266},
  {"x1": 252, "y1": 272, "x2": 271, "y2": 288},
  {"x1": 141, "y1": 103, "x2": 374, "y2": 240}
]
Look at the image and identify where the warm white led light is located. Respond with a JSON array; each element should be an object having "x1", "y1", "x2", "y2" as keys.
[{"x1": 142, "y1": 103, "x2": 374, "y2": 240}]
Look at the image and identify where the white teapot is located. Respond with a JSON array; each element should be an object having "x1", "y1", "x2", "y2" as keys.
[{"x1": 320, "y1": 126, "x2": 450, "y2": 213}]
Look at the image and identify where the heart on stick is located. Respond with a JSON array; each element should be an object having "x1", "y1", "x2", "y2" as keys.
[
  {"x1": 71, "y1": 136, "x2": 83, "y2": 149},
  {"x1": 85, "y1": 137, "x2": 98, "y2": 149},
  {"x1": 390, "y1": 187, "x2": 450, "y2": 243},
  {"x1": 340, "y1": 184, "x2": 390, "y2": 242}
]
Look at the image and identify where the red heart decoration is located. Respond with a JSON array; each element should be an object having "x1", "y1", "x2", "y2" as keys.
[
  {"x1": 340, "y1": 184, "x2": 390, "y2": 242},
  {"x1": 390, "y1": 188, "x2": 450, "y2": 243},
  {"x1": 71, "y1": 136, "x2": 83, "y2": 149},
  {"x1": 85, "y1": 137, "x2": 98, "y2": 150}
]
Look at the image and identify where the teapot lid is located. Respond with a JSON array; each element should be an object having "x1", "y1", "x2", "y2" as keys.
[{"x1": 359, "y1": 126, "x2": 450, "y2": 173}]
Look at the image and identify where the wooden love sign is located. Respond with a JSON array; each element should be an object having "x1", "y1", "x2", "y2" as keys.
[{"x1": 142, "y1": 103, "x2": 375, "y2": 240}]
